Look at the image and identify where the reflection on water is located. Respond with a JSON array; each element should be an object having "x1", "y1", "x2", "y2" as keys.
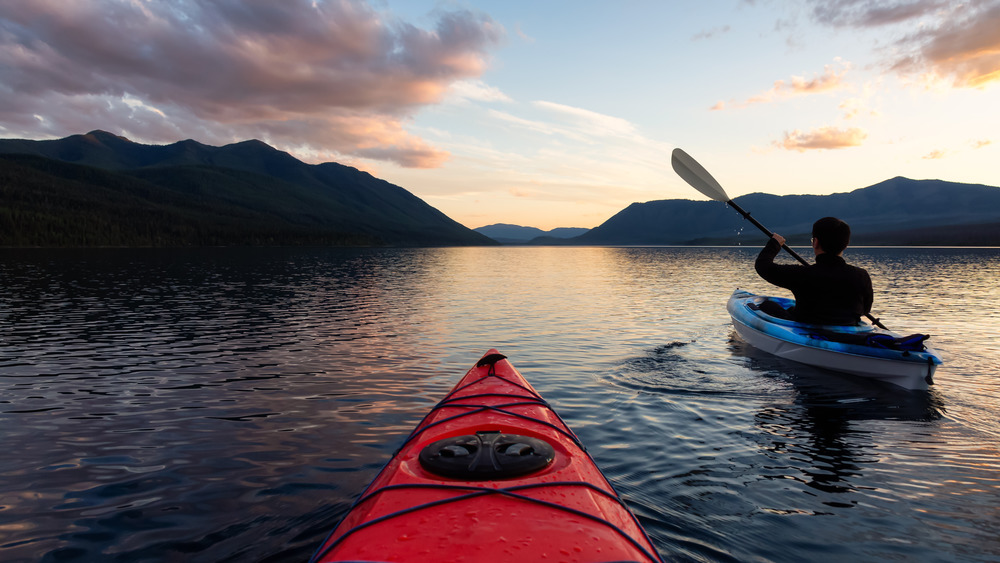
[{"x1": 1, "y1": 246, "x2": 998, "y2": 562}]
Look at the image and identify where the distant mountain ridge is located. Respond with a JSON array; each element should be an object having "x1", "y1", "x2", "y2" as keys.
[
  {"x1": 0, "y1": 131, "x2": 494, "y2": 247},
  {"x1": 569, "y1": 177, "x2": 1000, "y2": 246},
  {"x1": 3, "y1": 131, "x2": 998, "y2": 247},
  {"x1": 474, "y1": 223, "x2": 589, "y2": 244}
]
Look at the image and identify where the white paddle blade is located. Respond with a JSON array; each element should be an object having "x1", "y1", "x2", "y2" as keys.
[{"x1": 671, "y1": 148, "x2": 730, "y2": 202}]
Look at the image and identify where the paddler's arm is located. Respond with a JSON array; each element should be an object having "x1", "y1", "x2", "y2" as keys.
[
  {"x1": 754, "y1": 234, "x2": 790, "y2": 287},
  {"x1": 862, "y1": 270, "x2": 874, "y2": 315}
]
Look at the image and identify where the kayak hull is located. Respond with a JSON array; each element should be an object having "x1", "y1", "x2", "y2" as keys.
[
  {"x1": 728, "y1": 289, "x2": 942, "y2": 390},
  {"x1": 311, "y1": 350, "x2": 663, "y2": 563}
]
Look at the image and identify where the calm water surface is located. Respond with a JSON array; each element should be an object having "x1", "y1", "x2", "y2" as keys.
[{"x1": 1, "y1": 246, "x2": 998, "y2": 562}]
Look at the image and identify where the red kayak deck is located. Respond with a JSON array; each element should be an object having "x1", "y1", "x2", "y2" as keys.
[{"x1": 311, "y1": 350, "x2": 663, "y2": 563}]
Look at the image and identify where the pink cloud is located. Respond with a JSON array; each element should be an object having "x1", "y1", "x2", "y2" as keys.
[
  {"x1": 805, "y1": 0, "x2": 1000, "y2": 88},
  {"x1": 773, "y1": 126, "x2": 868, "y2": 151},
  {"x1": 719, "y1": 61, "x2": 850, "y2": 109},
  {"x1": 898, "y1": 3, "x2": 1000, "y2": 87},
  {"x1": 0, "y1": 0, "x2": 503, "y2": 167}
]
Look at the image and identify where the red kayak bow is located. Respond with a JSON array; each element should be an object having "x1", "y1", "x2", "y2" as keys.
[{"x1": 311, "y1": 349, "x2": 663, "y2": 563}]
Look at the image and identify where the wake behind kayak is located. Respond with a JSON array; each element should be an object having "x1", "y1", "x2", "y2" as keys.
[{"x1": 310, "y1": 350, "x2": 664, "y2": 563}]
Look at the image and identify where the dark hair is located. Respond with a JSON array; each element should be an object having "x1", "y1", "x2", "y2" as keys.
[{"x1": 812, "y1": 217, "x2": 851, "y2": 255}]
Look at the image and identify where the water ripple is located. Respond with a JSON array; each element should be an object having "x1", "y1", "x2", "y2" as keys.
[{"x1": 1, "y1": 247, "x2": 998, "y2": 562}]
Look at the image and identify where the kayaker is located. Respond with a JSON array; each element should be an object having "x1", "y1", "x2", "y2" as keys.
[{"x1": 754, "y1": 216, "x2": 873, "y2": 325}]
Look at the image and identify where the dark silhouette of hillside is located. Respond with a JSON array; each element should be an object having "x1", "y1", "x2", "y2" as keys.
[
  {"x1": 474, "y1": 223, "x2": 589, "y2": 243},
  {"x1": 0, "y1": 131, "x2": 494, "y2": 247},
  {"x1": 570, "y1": 177, "x2": 1000, "y2": 246},
  {"x1": 4, "y1": 131, "x2": 998, "y2": 247}
]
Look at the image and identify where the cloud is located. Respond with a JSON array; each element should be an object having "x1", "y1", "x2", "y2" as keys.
[
  {"x1": 715, "y1": 60, "x2": 851, "y2": 109},
  {"x1": 692, "y1": 25, "x2": 732, "y2": 41},
  {"x1": 893, "y1": 2, "x2": 1000, "y2": 87},
  {"x1": 838, "y1": 96, "x2": 880, "y2": 120},
  {"x1": 531, "y1": 101, "x2": 638, "y2": 138},
  {"x1": 773, "y1": 126, "x2": 868, "y2": 151},
  {"x1": 804, "y1": 0, "x2": 1000, "y2": 88},
  {"x1": 447, "y1": 80, "x2": 512, "y2": 104},
  {"x1": 0, "y1": 0, "x2": 503, "y2": 167},
  {"x1": 488, "y1": 109, "x2": 559, "y2": 136},
  {"x1": 809, "y1": 0, "x2": 946, "y2": 27},
  {"x1": 488, "y1": 102, "x2": 640, "y2": 143},
  {"x1": 919, "y1": 139, "x2": 994, "y2": 160},
  {"x1": 427, "y1": 101, "x2": 673, "y2": 212},
  {"x1": 920, "y1": 139, "x2": 994, "y2": 160},
  {"x1": 513, "y1": 22, "x2": 536, "y2": 43},
  {"x1": 752, "y1": 61, "x2": 850, "y2": 100}
]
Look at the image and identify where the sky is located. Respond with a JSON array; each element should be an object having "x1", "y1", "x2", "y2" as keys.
[{"x1": 1, "y1": 1, "x2": 998, "y2": 230}]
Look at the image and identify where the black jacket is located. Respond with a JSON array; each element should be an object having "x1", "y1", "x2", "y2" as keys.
[{"x1": 754, "y1": 238, "x2": 873, "y2": 325}]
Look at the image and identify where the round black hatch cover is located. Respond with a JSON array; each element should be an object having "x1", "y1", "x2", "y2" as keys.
[{"x1": 419, "y1": 430, "x2": 555, "y2": 479}]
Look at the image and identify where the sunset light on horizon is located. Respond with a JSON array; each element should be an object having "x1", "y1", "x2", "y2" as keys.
[{"x1": 1, "y1": 0, "x2": 998, "y2": 230}]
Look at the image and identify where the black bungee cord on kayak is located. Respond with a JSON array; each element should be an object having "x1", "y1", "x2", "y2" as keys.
[
  {"x1": 309, "y1": 353, "x2": 665, "y2": 563},
  {"x1": 388, "y1": 353, "x2": 587, "y2": 459},
  {"x1": 311, "y1": 480, "x2": 663, "y2": 563}
]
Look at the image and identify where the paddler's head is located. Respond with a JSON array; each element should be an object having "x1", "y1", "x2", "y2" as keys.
[{"x1": 812, "y1": 217, "x2": 851, "y2": 256}]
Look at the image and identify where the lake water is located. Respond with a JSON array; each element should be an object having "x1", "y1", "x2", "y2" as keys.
[{"x1": 1, "y1": 246, "x2": 998, "y2": 562}]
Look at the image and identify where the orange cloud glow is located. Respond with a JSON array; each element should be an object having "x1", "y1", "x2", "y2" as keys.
[
  {"x1": 774, "y1": 126, "x2": 868, "y2": 151},
  {"x1": 914, "y1": 5, "x2": 1000, "y2": 88},
  {"x1": 720, "y1": 61, "x2": 851, "y2": 109},
  {"x1": 808, "y1": 0, "x2": 1000, "y2": 89}
]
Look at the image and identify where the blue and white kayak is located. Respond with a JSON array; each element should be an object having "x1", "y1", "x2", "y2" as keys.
[{"x1": 727, "y1": 289, "x2": 942, "y2": 390}]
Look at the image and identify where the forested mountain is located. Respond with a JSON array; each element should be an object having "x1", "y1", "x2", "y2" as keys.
[
  {"x1": 3, "y1": 131, "x2": 998, "y2": 247},
  {"x1": 0, "y1": 131, "x2": 494, "y2": 247},
  {"x1": 570, "y1": 177, "x2": 1000, "y2": 246}
]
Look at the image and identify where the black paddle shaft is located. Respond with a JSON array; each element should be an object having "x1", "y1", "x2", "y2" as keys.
[
  {"x1": 726, "y1": 199, "x2": 809, "y2": 266},
  {"x1": 725, "y1": 198, "x2": 888, "y2": 329}
]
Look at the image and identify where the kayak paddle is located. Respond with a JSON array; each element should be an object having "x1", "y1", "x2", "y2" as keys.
[{"x1": 670, "y1": 147, "x2": 888, "y2": 330}]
